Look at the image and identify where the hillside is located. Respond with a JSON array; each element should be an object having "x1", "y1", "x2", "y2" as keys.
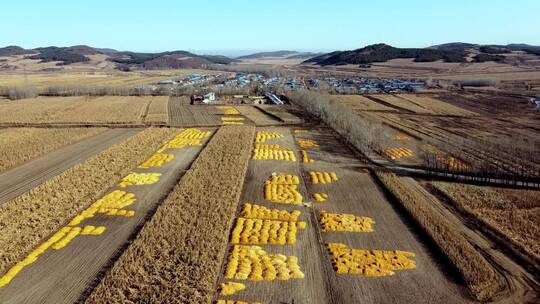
[
  {"x1": 0, "y1": 45, "x2": 234, "y2": 70},
  {"x1": 238, "y1": 50, "x2": 322, "y2": 60}
]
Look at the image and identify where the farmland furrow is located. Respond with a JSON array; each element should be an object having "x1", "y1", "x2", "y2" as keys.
[{"x1": 0, "y1": 128, "x2": 141, "y2": 205}]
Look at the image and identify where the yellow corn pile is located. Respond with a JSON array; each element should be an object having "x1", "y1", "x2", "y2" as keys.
[
  {"x1": 0, "y1": 224, "x2": 106, "y2": 287},
  {"x1": 383, "y1": 147, "x2": 413, "y2": 160},
  {"x1": 230, "y1": 217, "x2": 306, "y2": 245},
  {"x1": 313, "y1": 193, "x2": 328, "y2": 202},
  {"x1": 264, "y1": 175, "x2": 303, "y2": 205},
  {"x1": 301, "y1": 150, "x2": 314, "y2": 163},
  {"x1": 157, "y1": 128, "x2": 212, "y2": 152},
  {"x1": 222, "y1": 116, "x2": 245, "y2": 121},
  {"x1": 297, "y1": 139, "x2": 319, "y2": 148},
  {"x1": 294, "y1": 129, "x2": 309, "y2": 134},
  {"x1": 252, "y1": 144, "x2": 296, "y2": 161},
  {"x1": 320, "y1": 211, "x2": 374, "y2": 232},
  {"x1": 117, "y1": 172, "x2": 161, "y2": 188},
  {"x1": 241, "y1": 203, "x2": 300, "y2": 221},
  {"x1": 138, "y1": 153, "x2": 174, "y2": 169},
  {"x1": 255, "y1": 131, "x2": 284, "y2": 143},
  {"x1": 327, "y1": 243, "x2": 416, "y2": 276},
  {"x1": 69, "y1": 190, "x2": 136, "y2": 226},
  {"x1": 309, "y1": 171, "x2": 338, "y2": 184},
  {"x1": 217, "y1": 105, "x2": 240, "y2": 115},
  {"x1": 219, "y1": 282, "x2": 246, "y2": 296},
  {"x1": 225, "y1": 245, "x2": 304, "y2": 281}
]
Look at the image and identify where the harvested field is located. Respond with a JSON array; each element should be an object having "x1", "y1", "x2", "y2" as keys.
[
  {"x1": 395, "y1": 94, "x2": 477, "y2": 116},
  {"x1": 256, "y1": 105, "x2": 303, "y2": 124},
  {"x1": 0, "y1": 127, "x2": 106, "y2": 172},
  {"x1": 0, "y1": 128, "x2": 211, "y2": 304},
  {"x1": 214, "y1": 126, "x2": 470, "y2": 304},
  {"x1": 374, "y1": 172, "x2": 504, "y2": 301},
  {"x1": 428, "y1": 181, "x2": 540, "y2": 263},
  {"x1": 236, "y1": 105, "x2": 281, "y2": 125},
  {"x1": 331, "y1": 95, "x2": 397, "y2": 112},
  {"x1": 0, "y1": 96, "x2": 152, "y2": 124},
  {"x1": 85, "y1": 126, "x2": 254, "y2": 304},
  {"x1": 0, "y1": 128, "x2": 140, "y2": 205},
  {"x1": 370, "y1": 94, "x2": 434, "y2": 113},
  {"x1": 168, "y1": 96, "x2": 221, "y2": 126},
  {"x1": 0, "y1": 128, "x2": 177, "y2": 280},
  {"x1": 143, "y1": 96, "x2": 169, "y2": 125}
]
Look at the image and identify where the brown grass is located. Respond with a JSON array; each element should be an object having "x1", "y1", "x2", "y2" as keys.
[
  {"x1": 0, "y1": 127, "x2": 178, "y2": 276},
  {"x1": 430, "y1": 181, "x2": 540, "y2": 262},
  {"x1": 374, "y1": 171, "x2": 504, "y2": 301},
  {"x1": 0, "y1": 127, "x2": 106, "y2": 172},
  {"x1": 0, "y1": 96, "x2": 151, "y2": 124},
  {"x1": 85, "y1": 125, "x2": 255, "y2": 304},
  {"x1": 330, "y1": 95, "x2": 396, "y2": 112}
]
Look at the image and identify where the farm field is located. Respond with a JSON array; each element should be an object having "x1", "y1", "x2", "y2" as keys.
[
  {"x1": 0, "y1": 128, "x2": 212, "y2": 304},
  {"x1": 0, "y1": 127, "x2": 106, "y2": 172},
  {"x1": 212, "y1": 127, "x2": 470, "y2": 303},
  {"x1": 0, "y1": 96, "x2": 164, "y2": 125},
  {"x1": 0, "y1": 95, "x2": 537, "y2": 304},
  {"x1": 0, "y1": 128, "x2": 140, "y2": 205},
  {"x1": 0, "y1": 69, "x2": 216, "y2": 89}
]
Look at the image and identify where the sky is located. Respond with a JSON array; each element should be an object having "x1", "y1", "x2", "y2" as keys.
[{"x1": 2, "y1": 0, "x2": 540, "y2": 56}]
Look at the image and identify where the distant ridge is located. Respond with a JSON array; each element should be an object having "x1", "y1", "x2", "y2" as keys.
[{"x1": 237, "y1": 50, "x2": 322, "y2": 60}]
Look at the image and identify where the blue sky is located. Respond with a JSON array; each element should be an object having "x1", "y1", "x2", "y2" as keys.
[{"x1": 2, "y1": 0, "x2": 539, "y2": 56}]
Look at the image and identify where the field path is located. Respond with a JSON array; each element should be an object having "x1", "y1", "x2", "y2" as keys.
[
  {"x1": 0, "y1": 129, "x2": 212, "y2": 304},
  {"x1": 0, "y1": 128, "x2": 141, "y2": 205}
]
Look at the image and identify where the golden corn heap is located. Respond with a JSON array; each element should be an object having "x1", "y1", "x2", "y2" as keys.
[
  {"x1": 297, "y1": 139, "x2": 319, "y2": 148},
  {"x1": 320, "y1": 211, "x2": 374, "y2": 232},
  {"x1": 230, "y1": 217, "x2": 306, "y2": 245},
  {"x1": 157, "y1": 128, "x2": 212, "y2": 152},
  {"x1": 313, "y1": 193, "x2": 328, "y2": 202},
  {"x1": 252, "y1": 144, "x2": 296, "y2": 161},
  {"x1": 69, "y1": 190, "x2": 136, "y2": 226},
  {"x1": 327, "y1": 243, "x2": 416, "y2": 276},
  {"x1": 255, "y1": 131, "x2": 284, "y2": 143},
  {"x1": 294, "y1": 129, "x2": 309, "y2": 134},
  {"x1": 309, "y1": 171, "x2": 338, "y2": 184},
  {"x1": 219, "y1": 282, "x2": 246, "y2": 296},
  {"x1": 216, "y1": 301, "x2": 261, "y2": 304},
  {"x1": 383, "y1": 147, "x2": 413, "y2": 160},
  {"x1": 117, "y1": 172, "x2": 161, "y2": 188},
  {"x1": 301, "y1": 150, "x2": 314, "y2": 163},
  {"x1": 138, "y1": 153, "x2": 174, "y2": 169},
  {"x1": 264, "y1": 175, "x2": 303, "y2": 205},
  {"x1": 217, "y1": 105, "x2": 240, "y2": 115},
  {"x1": 436, "y1": 155, "x2": 469, "y2": 170},
  {"x1": 0, "y1": 225, "x2": 105, "y2": 287},
  {"x1": 225, "y1": 245, "x2": 304, "y2": 281},
  {"x1": 393, "y1": 134, "x2": 411, "y2": 141},
  {"x1": 241, "y1": 203, "x2": 300, "y2": 221}
]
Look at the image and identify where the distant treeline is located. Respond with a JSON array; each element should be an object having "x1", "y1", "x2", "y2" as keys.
[
  {"x1": 28, "y1": 47, "x2": 90, "y2": 65},
  {"x1": 305, "y1": 44, "x2": 467, "y2": 65}
]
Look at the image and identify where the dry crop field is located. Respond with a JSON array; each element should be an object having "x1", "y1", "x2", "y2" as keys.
[
  {"x1": 0, "y1": 96, "x2": 168, "y2": 125},
  {"x1": 0, "y1": 92, "x2": 538, "y2": 304}
]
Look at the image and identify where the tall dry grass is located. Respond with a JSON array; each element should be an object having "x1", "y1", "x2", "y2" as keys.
[
  {"x1": 0, "y1": 127, "x2": 106, "y2": 172},
  {"x1": 85, "y1": 126, "x2": 254, "y2": 304},
  {"x1": 374, "y1": 171, "x2": 505, "y2": 301},
  {"x1": 0, "y1": 128, "x2": 178, "y2": 276},
  {"x1": 430, "y1": 181, "x2": 540, "y2": 264},
  {"x1": 144, "y1": 96, "x2": 169, "y2": 125}
]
